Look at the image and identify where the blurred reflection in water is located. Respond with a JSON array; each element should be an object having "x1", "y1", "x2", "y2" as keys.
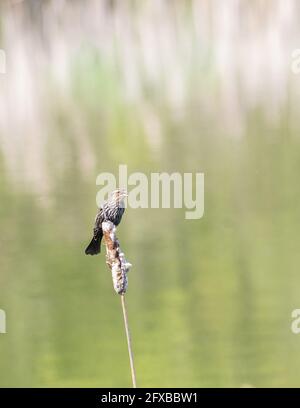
[{"x1": 0, "y1": 0, "x2": 299, "y2": 387}]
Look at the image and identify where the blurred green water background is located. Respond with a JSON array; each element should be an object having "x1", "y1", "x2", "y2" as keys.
[{"x1": 0, "y1": 0, "x2": 300, "y2": 387}]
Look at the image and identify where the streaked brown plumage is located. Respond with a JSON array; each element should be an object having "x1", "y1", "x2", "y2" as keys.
[{"x1": 85, "y1": 189, "x2": 127, "y2": 255}]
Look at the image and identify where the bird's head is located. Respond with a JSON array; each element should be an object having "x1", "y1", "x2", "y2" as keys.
[{"x1": 110, "y1": 189, "x2": 128, "y2": 206}]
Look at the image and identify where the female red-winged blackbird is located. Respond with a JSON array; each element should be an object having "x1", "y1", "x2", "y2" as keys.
[{"x1": 85, "y1": 189, "x2": 127, "y2": 255}]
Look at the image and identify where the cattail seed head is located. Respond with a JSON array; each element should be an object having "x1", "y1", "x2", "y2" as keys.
[{"x1": 102, "y1": 221, "x2": 131, "y2": 294}]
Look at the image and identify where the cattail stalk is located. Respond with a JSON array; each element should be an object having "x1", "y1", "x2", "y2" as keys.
[
  {"x1": 102, "y1": 221, "x2": 136, "y2": 388},
  {"x1": 121, "y1": 294, "x2": 137, "y2": 388}
]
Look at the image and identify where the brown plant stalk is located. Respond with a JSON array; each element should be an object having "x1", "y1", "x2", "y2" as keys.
[{"x1": 102, "y1": 221, "x2": 136, "y2": 388}]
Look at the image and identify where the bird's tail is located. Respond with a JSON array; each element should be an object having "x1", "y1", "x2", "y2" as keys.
[{"x1": 85, "y1": 233, "x2": 102, "y2": 255}]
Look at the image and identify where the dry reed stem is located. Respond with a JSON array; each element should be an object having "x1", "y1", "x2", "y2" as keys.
[{"x1": 102, "y1": 221, "x2": 136, "y2": 387}]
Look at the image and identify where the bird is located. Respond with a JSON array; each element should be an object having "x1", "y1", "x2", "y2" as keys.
[{"x1": 85, "y1": 189, "x2": 127, "y2": 255}]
